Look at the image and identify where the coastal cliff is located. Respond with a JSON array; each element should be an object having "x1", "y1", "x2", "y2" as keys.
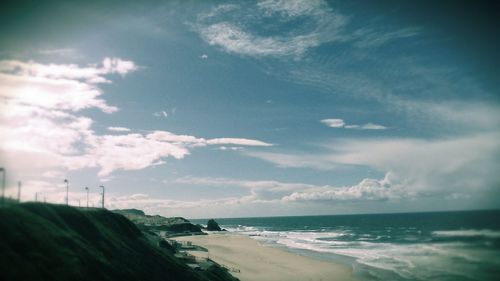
[
  {"x1": 113, "y1": 209, "x2": 203, "y2": 235},
  {"x1": 0, "y1": 203, "x2": 237, "y2": 281}
]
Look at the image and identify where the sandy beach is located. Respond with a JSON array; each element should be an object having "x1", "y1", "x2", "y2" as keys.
[{"x1": 175, "y1": 233, "x2": 357, "y2": 281}]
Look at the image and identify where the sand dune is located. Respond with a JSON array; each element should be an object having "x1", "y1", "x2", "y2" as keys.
[{"x1": 175, "y1": 233, "x2": 357, "y2": 281}]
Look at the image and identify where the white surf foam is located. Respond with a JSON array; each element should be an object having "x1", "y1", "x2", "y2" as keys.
[{"x1": 432, "y1": 229, "x2": 500, "y2": 239}]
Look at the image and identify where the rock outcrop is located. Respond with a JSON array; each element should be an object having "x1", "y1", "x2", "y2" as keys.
[{"x1": 206, "y1": 219, "x2": 222, "y2": 231}]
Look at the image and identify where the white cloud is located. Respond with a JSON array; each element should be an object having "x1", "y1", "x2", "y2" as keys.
[
  {"x1": 245, "y1": 133, "x2": 500, "y2": 199},
  {"x1": 176, "y1": 173, "x2": 413, "y2": 204},
  {"x1": 101, "y1": 57, "x2": 137, "y2": 75},
  {"x1": 0, "y1": 58, "x2": 272, "y2": 184},
  {"x1": 321, "y1": 118, "x2": 345, "y2": 128},
  {"x1": 360, "y1": 123, "x2": 387, "y2": 130},
  {"x1": 153, "y1": 110, "x2": 169, "y2": 118},
  {"x1": 107, "y1": 126, "x2": 131, "y2": 132},
  {"x1": 0, "y1": 57, "x2": 136, "y2": 84},
  {"x1": 80, "y1": 133, "x2": 190, "y2": 176},
  {"x1": 321, "y1": 118, "x2": 387, "y2": 130},
  {"x1": 283, "y1": 173, "x2": 412, "y2": 202},
  {"x1": 147, "y1": 130, "x2": 204, "y2": 145},
  {"x1": 0, "y1": 72, "x2": 117, "y2": 113},
  {"x1": 328, "y1": 134, "x2": 500, "y2": 191},
  {"x1": 345, "y1": 123, "x2": 387, "y2": 130},
  {"x1": 206, "y1": 138, "x2": 272, "y2": 147},
  {"x1": 66, "y1": 131, "x2": 273, "y2": 177},
  {"x1": 218, "y1": 146, "x2": 244, "y2": 151}
]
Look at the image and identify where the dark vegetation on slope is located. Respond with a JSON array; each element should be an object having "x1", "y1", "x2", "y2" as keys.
[{"x1": 0, "y1": 203, "x2": 237, "y2": 281}]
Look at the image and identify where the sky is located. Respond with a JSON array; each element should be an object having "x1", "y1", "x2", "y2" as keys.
[{"x1": 0, "y1": 0, "x2": 499, "y2": 218}]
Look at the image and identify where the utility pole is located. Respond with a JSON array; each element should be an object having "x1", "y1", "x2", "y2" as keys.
[
  {"x1": 99, "y1": 185, "x2": 105, "y2": 209},
  {"x1": 78, "y1": 199, "x2": 81, "y2": 207},
  {"x1": 85, "y1": 187, "x2": 89, "y2": 208},
  {"x1": 0, "y1": 167, "x2": 5, "y2": 206},
  {"x1": 64, "y1": 179, "x2": 69, "y2": 205},
  {"x1": 17, "y1": 181, "x2": 21, "y2": 203},
  {"x1": 35, "y1": 192, "x2": 38, "y2": 202}
]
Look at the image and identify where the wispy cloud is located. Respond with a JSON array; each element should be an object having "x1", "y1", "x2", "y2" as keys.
[
  {"x1": 193, "y1": 0, "x2": 419, "y2": 59},
  {"x1": 206, "y1": 138, "x2": 272, "y2": 147},
  {"x1": 107, "y1": 126, "x2": 131, "y2": 132},
  {"x1": 351, "y1": 27, "x2": 421, "y2": 48},
  {"x1": 38, "y1": 48, "x2": 81, "y2": 58},
  {"x1": 360, "y1": 123, "x2": 387, "y2": 130},
  {"x1": 218, "y1": 146, "x2": 244, "y2": 151},
  {"x1": 194, "y1": 0, "x2": 348, "y2": 59},
  {"x1": 153, "y1": 110, "x2": 169, "y2": 118},
  {"x1": 198, "y1": 22, "x2": 321, "y2": 58},
  {"x1": 321, "y1": 118, "x2": 345, "y2": 128},
  {"x1": 257, "y1": 0, "x2": 327, "y2": 17},
  {"x1": 244, "y1": 151, "x2": 337, "y2": 170},
  {"x1": 321, "y1": 118, "x2": 387, "y2": 130}
]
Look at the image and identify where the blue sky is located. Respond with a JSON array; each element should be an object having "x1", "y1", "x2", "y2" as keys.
[{"x1": 1, "y1": 0, "x2": 499, "y2": 218}]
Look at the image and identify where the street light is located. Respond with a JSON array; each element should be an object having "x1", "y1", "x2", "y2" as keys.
[
  {"x1": 85, "y1": 187, "x2": 89, "y2": 208},
  {"x1": 0, "y1": 168, "x2": 5, "y2": 206},
  {"x1": 17, "y1": 181, "x2": 21, "y2": 203},
  {"x1": 99, "y1": 185, "x2": 105, "y2": 209},
  {"x1": 63, "y1": 179, "x2": 69, "y2": 205}
]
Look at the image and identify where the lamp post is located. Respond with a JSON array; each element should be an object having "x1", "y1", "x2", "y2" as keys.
[
  {"x1": 85, "y1": 187, "x2": 89, "y2": 208},
  {"x1": 17, "y1": 181, "x2": 21, "y2": 203},
  {"x1": 64, "y1": 179, "x2": 69, "y2": 205},
  {"x1": 0, "y1": 168, "x2": 5, "y2": 206},
  {"x1": 99, "y1": 185, "x2": 105, "y2": 209}
]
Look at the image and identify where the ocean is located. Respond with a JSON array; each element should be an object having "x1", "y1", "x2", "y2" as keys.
[{"x1": 192, "y1": 210, "x2": 500, "y2": 281}]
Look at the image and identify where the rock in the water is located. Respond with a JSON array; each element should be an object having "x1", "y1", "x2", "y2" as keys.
[{"x1": 206, "y1": 219, "x2": 222, "y2": 231}]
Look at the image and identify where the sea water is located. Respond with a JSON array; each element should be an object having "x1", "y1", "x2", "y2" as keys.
[{"x1": 192, "y1": 210, "x2": 500, "y2": 281}]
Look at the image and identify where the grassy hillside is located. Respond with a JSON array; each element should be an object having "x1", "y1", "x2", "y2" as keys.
[{"x1": 0, "y1": 203, "x2": 237, "y2": 281}]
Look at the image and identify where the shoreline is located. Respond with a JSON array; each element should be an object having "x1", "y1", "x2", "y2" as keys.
[{"x1": 174, "y1": 232, "x2": 358, "y2": 281}]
